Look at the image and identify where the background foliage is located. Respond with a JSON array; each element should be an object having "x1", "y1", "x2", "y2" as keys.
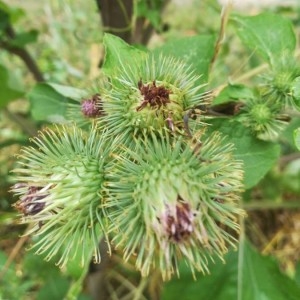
[{"x1": 0, "y1": 0, "x2": 300, "y2": 299}]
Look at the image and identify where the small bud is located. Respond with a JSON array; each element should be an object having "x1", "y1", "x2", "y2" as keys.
[
  {"x1": 262, "y1": 53, "x2": 300, "y2": 110},
  {"x1": 81, "y1": 94, "x2": 103, "y2": 118},
  {"x1": 237, "y1": 98, "x2": 289, "y2": 140}
]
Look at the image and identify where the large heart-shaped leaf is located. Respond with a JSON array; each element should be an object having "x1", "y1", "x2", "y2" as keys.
[
  {"x1": 102, "y1": 33, "x2": 147, "y2": 76},
  {"x1": 232, "y1": 13, "x2": 296, "y2": 66},
  {"x1": 152, "y1": 34, "x2": 216, "y2": 84}
]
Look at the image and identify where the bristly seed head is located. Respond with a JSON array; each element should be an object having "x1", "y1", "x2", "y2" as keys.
[
  {"x1": 81, "y1": 94, "x2": 103, "y2": 118},
  {"x1": 136, "y1": 80, "x2": 171, "y2": 111},
  {"x1": 160, "y1": 195, "x2": 195, "y2": 242}
]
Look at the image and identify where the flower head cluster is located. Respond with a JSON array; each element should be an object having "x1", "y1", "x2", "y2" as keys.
[
  {"x1": 232, "y1": 53, "x2": 300, "y2": 141},
  {"x1": 12, "y1": 52, "x2": 245, "y2": 279},
  {"x1": 262, "y1": 53, "x2": 300, "y2": 110},
  {"x1": 66, "y1": 79, "x2": 108, "y2": 128}
]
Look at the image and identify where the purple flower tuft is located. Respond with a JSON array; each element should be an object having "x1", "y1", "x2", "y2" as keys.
[
  {"x1": 81, "y1": 94, "x2": 103, "y2": 118},
  {"x1": 13, "y1": 184, "x2": 46, "y2": 216}
]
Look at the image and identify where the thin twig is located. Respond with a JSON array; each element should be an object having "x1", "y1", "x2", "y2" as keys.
[
  {"x1": 210, "y1": 2, "x2": 232, "y2": 69},
  {"x1": 0, "y1": 225, "x2": 31, "y2": 281},
  {"x1": 4, "y1": 108, "x2": 38, "y2": 136},
  {"x1": 1, "y1": 24, "x2": 44, "y2": 82}
]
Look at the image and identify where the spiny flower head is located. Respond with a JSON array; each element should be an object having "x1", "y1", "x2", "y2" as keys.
[
  {"x1": 98, "y1": 54, "x2": 210, "y2": 142},
  {"x1": 237, "y1": 97, "x2": 289, "y2": 140},
  {"x1": 11, "y1": 125, "x2": 112, "y2": 267},
  {"x1": 261, "y1": 53, "x2": 300, "y2": 110},
  {"x1": 105, "y1": 132, "x2": 244, "y2": 280}
]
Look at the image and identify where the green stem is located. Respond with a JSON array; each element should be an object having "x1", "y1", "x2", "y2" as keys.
[
  {"x1": 64, "y1": 263, "x2": 89, "y2": 300},
  {"x1": 64, "y1": 238, "x2": 104, "y2": 300},
  {"x1": 232, "y1": 63, "x2": 268, "y2": 83},
  {"x1": 242, "y1": 201, "x2": 300, "y2": 210},
  {"x1": 132, "y1": 277, "x2": 148, "y2": 300},
  {"x1": 64, "y1": 266, "x2": 89, "y2": 300},
  {"x1": 1, "y1": 24, "x2": 44, "y2": 82}
]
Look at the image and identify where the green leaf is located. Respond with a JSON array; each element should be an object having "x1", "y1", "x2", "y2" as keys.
[
  {"x1": 205, "y1": 119, "x2": 281, "y2": 189},
  {"x1": 238, "y1": 240, "x2": 300, "y2": 300},
  {"x1": 9, "y1": 29, "x2": 38, "y2": 47},
  {"x1": 102, "y1": 33, "x2": 147, "y2": 76},
  {"x1": 152, "y1": 34, "x2": 216, "y2": 84},
  {"x1": 294, "y1": 128, "x2": 300, "y2": 151},
  {"x1": 28, "y1": 83, "x2": 87, "y2": 122},
  {"x1": 23, "y1": 250, "x2": 62, "y2": 281},
  {"x1": 0, "y1": 250, "x2": 34, "y2": 299},
  {"x1": 232, "y1": 13, "x2": 296, "y2": 66},
  {"x1": 0, "y1": 64, "x2": 24, "y2": 108},
  {"x1": 47, "y1": 83, "x2": 88, "y2": 100},
  {"x1": 135, "y1": 0, "x2": 164, "y2": 30},
  {"x1": 212, "y1": 84, "x2": 255, "y2": 105},
  {"x1": 36, "y1": 278, "x2": 69, "y2": 300},
  {"x1": 296, "y1": 262, "x2": 300, "y2": 288},
  {"x1": 162, "y1": 240, "x2": 300, "y2": 300}
]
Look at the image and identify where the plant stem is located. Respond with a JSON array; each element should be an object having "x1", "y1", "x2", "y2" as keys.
[
  {"x1": 210, "y1": 2, "x2": 232, "y2": 68},
  {"x1": 0, "y1": 225, "x2": 31, "y2": 281},
  {"x1": 232, "y1": 63, "x2": 268, "y2": 83},
  {"x1": 243, "y1": 201, "x2": 300, "y2": 210},
  {"x1": 4, "y1": 108, "x2": 38, "y2": 136}
]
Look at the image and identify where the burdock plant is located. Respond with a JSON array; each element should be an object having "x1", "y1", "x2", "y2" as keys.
[
  {"x1": 6, "y1": 5, "x2": 300, "y2": 300},
  {"x1": 11, "y1": 35, "x2": 245, "y2": 281}
]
